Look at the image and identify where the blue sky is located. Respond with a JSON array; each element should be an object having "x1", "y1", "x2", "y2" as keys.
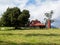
[
  {"x1": 0, "y1": 0, "x2": 60, "y2": 28},
  {"x1": 27, "y1": 0, "x2": 36, "y2": 5}
]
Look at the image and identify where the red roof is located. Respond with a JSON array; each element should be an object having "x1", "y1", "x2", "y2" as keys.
[{"x1": 30, "y1": 20, "x2": 45, "y2": 27}]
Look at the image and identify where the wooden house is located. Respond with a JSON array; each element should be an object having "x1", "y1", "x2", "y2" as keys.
[{"x1": 29, "y1": 20, "x2": 45, "y2": 28}]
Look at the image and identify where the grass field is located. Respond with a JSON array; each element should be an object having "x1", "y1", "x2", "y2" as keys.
[{"x1": 0, "y1": 28, "x2": 60, "y2": 45}]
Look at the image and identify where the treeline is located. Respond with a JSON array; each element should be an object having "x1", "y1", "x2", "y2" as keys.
[{"x1": 0, "y1": 7, "x2": 30, "y2": 29}]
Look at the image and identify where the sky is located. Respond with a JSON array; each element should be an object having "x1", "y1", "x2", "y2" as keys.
[{"x1": 0, "y1": 0, "x2": 60, "y2": 28}]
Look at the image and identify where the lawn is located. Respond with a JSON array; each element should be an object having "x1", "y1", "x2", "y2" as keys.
[{"x1": 0, "y1": 28, "x2": 60, "y2": 45}]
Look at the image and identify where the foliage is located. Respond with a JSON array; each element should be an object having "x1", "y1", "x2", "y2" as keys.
[
  {"x1": 1, "y1": 7, "x2": 21, "y2": 27},
  {"x1": 18, "y1": 10, "x2": 30, "y2": 27},
  {"x1": 45, "y1": 10, "x2": 53, "y2": 19},
  {"x1": 1, "y1": 7, "x2": 30, "y2": 28}
]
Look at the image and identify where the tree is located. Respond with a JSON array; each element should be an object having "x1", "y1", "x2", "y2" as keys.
[
  {"x1": 18, "y1": 10, "x2": 30, "y2": 27},
  {"x1": 2, "y1": 7, "x2": 21, "y2": 27},
  {"x1": 45, "y1": 10, "x2": 54, "y2": 28},
  {"x1": 45, "y1": 10, "x2": 53, "y2": 19},
  {"x1": 1, "y1": 7, "x2": 30, "y2": 29}
]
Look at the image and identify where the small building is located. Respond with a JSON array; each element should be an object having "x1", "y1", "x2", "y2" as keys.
[{"x1": 29, "y1": 20, "x2": 46, "y2": 28}]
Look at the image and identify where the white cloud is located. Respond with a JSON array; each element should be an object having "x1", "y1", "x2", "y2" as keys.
[
  {"x1": 25, "y1": 0, "x2": 60, "y2": 20},
  {"x1": 0, "y1": 0, "x2": 28, "y2": 17}
]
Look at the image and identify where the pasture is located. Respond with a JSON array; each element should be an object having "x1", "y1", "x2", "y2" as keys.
[{"x1": 0, "y1": 28, "x2": 60, "y2": 45}]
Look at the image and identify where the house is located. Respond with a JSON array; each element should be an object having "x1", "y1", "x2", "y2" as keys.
[{"x1": 29, "y1": 20, "x2": 46, "y2": 28}]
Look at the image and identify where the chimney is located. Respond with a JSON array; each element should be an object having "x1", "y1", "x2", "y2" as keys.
[{"x1": 47, "y1": 19, "x2": 51, "y2": 28}]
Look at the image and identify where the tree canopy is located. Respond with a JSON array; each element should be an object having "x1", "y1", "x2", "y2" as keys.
[
  {"x1": 1, "y1": 7, "x2": 30, "y2": 28},
  {"x1": 45, "y1": 10, "x2": 53, "y2": 20}
]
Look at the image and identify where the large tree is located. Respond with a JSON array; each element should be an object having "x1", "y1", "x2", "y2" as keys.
[
  {"x1": 18, "y1": 10, "x2": 30, "y2": 27},
  {"x1": 1, "y1": 7, "x2": 30, "y2": 29},
  {"x1": 2, "y1": 7, "x2": 21, "y2": 27}
]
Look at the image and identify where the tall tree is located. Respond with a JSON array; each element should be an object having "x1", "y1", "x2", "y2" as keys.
[{"x1": 1, "y1": 7, "x2": 30, "y2": 29}]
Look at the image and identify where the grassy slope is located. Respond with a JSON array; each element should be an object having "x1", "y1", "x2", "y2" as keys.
[{"x1": 0, "y1": 29, "x2": 60, "y2": 45}]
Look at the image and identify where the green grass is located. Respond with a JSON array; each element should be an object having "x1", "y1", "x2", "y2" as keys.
[{"x1": 0, "y1": 28, "x2": 60, "y2": 45}]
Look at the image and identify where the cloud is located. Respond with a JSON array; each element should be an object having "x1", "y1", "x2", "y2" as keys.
[
  {"x1": 0, "y1": 0, "x2": 28, "y2": 16},
  {"x1": 25, "y1": 0, "x2": 60, "y2": 20}
]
